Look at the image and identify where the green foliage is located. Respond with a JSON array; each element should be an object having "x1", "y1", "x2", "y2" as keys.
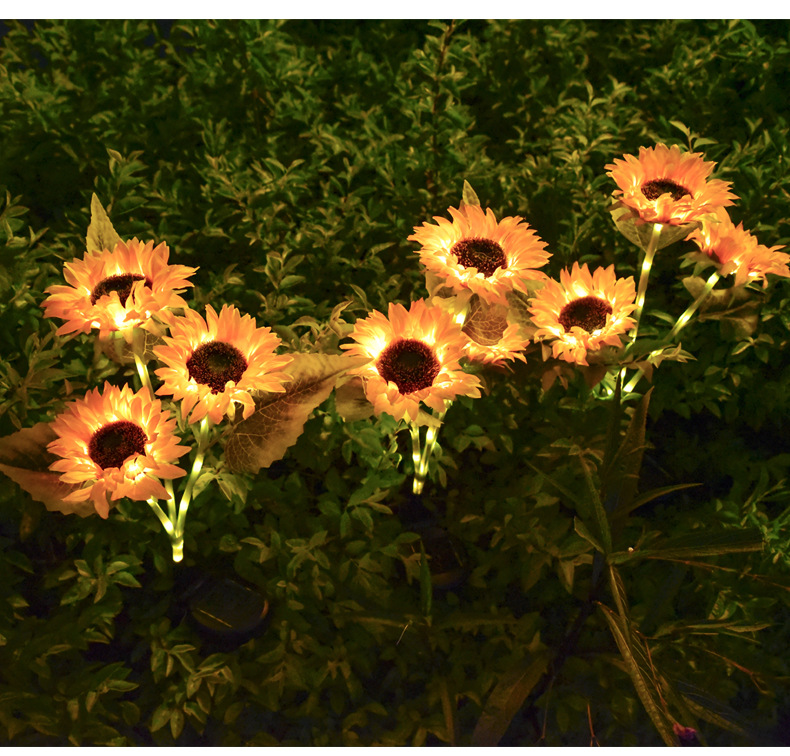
[{"x1": 1, "y1": 18, "x2": 790, "y2": 748}]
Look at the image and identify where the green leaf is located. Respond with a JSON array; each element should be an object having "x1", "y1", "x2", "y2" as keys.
[
  {"x1": 574, "y1": 516, "x2": 604, "y2": 553},
  {"x1": 609, "y1": 200, "x2": 699, "y2": 251},
  {"x1": 618, "y1": 483, "x2": 701, "y2": 518},
  {"x1": 112, "y1": 571, "x2": 142, "y2": 588},
  {"x1": 334, "y1": 376, "x2": 374, "y2": 422},
  {"x1": 226, "y1": 353, "x2": 368, "y2": 474},
  {"x1": 86, "y1": 193, "x2": 122, "y2": 253},
  {"x1": 628, "y1": 528, "x2": 764, "y2": 561},
  {"x1": 604, "y1": 388, "x2": 653, "y2": 521},
  {"x1": 150, "y1": 706, "x2": 171, "y2": 733},
  {"x1": 578, "y1": 456, "x2": 611, "y2": 554},
  {"x1": 599, "y1": 602, "x2": 675, "y2": 745},
  {"x1": 419, "y1": 540, "x2": 432, "y2": 618},
  {"x1": 462, "y1": 179, "x2": 481, "y2": 207},
  {"x1": 603, "y1": 566, "x2": 676, "y2": 745},
  {"x1": 440, "y1": 678, "x2": 456, "y2": 746},
  {"x1": 170, "y1": 708, "x2": 185, "y2": 739},
  {"x1": 471, "y1": 653, "x2": 550, "y2": 746}
]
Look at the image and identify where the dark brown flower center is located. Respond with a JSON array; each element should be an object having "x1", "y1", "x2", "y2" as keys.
[
  {"x1": 376, "y1": 338, "x2": 441, "y2": 395},
  {"x1": 640, "y1": 178, "x2": 691, "y2": 202},
  {"x1": 558, "y1": 296, "x2": 613, "y2": 334},
  {"x1": 88, "y1": 420, "x2": 147, "y2": 470},
  {"x1": 91, "y1": 274, "x2": 151, "y2": 306},
  {"x1": 450, "y1": 237, "x2": 508, "y2": 277},
  {"x1": 187, "y1": 340, "x2": 248, "y2": 394}
]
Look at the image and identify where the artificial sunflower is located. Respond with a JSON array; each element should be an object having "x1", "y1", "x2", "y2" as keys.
[
  {"x1": 529, "y1": 262, "x2": 637, "y2": 366},
  {"x1": 606, "y1": 143, "x2": 737, "y2": 226},
  {"x1": 153, "y1": 304, "x2": 293, "y2": 425},
  {"x1": 408, "y1": 204, "x2": 550, "y2": 306},
  {"x1": 341, "y1": 299, "x2": 481, "y2": 422},
  {"x1": 48, "y1": 382, "x2": 189, "y2": 519},
  {"x1": 687, "y1": 209, "x2": 790, "y2": 288},
  {"x1": 42, "y1": 238, "x2": 198, "y2": 338}
]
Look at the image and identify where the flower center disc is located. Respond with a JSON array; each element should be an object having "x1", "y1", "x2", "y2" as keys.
[
  {"x1": 558, "y1": 296, "x2": 613, "y2": 334},
  {"x1": 91, "y1": 274, "x2": 150, "y2": 306},
  {"x1": 88, "y1": 420, "x2": 147, "y2": 470},
  {"x1": 640, "y1": 178, "x2": 691, "y2": 202},
  {"x1": 187, "y1": 340, "x2": 248, "y2": 394},
  {"x1": 376, "y1": 338, "x2": 441, "y2": 395},
  {"x1": 450, "y1": 237, "x2": 508, "y2": 277}
]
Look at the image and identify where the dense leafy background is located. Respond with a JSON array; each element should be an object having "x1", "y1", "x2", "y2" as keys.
[{"x1": 1, "y1": 19, "x2": 790, "y2": 746}]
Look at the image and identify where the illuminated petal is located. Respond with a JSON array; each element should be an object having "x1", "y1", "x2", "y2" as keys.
[
  {"x1": 153, "y1": 304, "x2": 293, "y2": 425},
  {"x1": 606, "y1": 144, "x2": 737, "y2": 226},
  {"x1": 687, "y1": 209, "x2": 790, "y2": 288},
  {"x1": 47, "y1": 383, "x2": 190, "y2": 518},
  {"x1": 42, "y1": 238, "x2": 198, "y2": 338},
  {"x1": 341, "y1": 299, "x2": 481, "y2": 422},
  {"x1": 529, "y1": 263, "x2": 637, "y2": 366},
  {"x1": 408, "y1": 204, "x2": 550, "y2": 305}
]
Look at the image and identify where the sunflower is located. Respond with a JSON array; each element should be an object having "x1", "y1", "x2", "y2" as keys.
[
  {"x1": 687, "y1": 209, "x2": 790, "y2": 288},
  {"x1": 341, "y1": 299, "x2": 481, "y2": 422},
  {"x1": 529, "y1": 263, "x2": 637, "y2": 366},
  {"x1": 408, "y1": 204, "x2": 550, "y2": 306},
  {"x1": 462, "y1": 298, "x2": 530, "y2": 367},
  {"x1": 42, "y1": 238, "x2": 198, "y2": 339},
  {"x1": 606, "y1": 143, "x2": 737, "y2": 226},
  {"x1": 153, "y1": 304, "x2": 293, "y2": 425},
  {"x1": 48, "y1": 382, "x2": 190, "y2": 519}
]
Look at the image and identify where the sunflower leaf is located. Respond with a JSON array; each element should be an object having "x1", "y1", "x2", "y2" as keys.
[
  {"x1": 87, "y1": 193, "x2": 122, "y2": 253},
  {"x1": 225, "y1": 353, "x2": 368, "y2": 474},
  {"x1": 0, "y1": 423, "x2": 92, "y2": 517},
  {"x1": 463, "y1": 296, "x2": 509, "y2": 347},
  {"x1": 609, "y1": 200, "x2": 699, "y2": 251},
  {"x1": 334, "y1": 376, "x2": 374, "y2": 422},
  {"x1": 462, "y1": 180, "x2": 481, "y2": 207}
]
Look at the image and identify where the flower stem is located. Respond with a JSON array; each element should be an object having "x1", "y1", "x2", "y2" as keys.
[
  {"x1": 147, "y1": 497, "x2": 174, "y2": 537},
  {"x1": 630, "y1": 222, "x2": 663, "y2": 344},
  {"x1": 170, "y1": 416, "x2": 210, "y2": 562},
  {"x1": 667, "y1": 270, "x2": 720, "y2": 340},
  {"x1": 409, "y1": 422, "x2": 422, "y2": 494},
  {"x1": 131, "y1": 327, "x2": 153, "y2": 397},
  {"x1": 410, "y1": 411, "x2": 446, "y2": 495},
  {"x1": 619, "y1": 223, "x2": 662, "y2": 389},
  {"x1": 623, "y1": 269, "x2": 721, "y2": 394},
  {"x1": 164, "y1": 478, "x2": 177, "y2": 523}
]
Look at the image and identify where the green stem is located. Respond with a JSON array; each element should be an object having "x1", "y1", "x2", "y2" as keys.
[
  {"x1": 147, "y1": 497, "x2": 175, "y2": 537},
  {"x1": 623, "y1": 269, "x2": 721, "y2": 393},
  {"x1": 131, "y1": 327, "x2": 153, "y2": 397},
  {"x1": 164, "y1": 478, "x2": 177, "y2": 523},
  {"x1": 409, "y1": 422, "x2": 423, "y2": 495},
  {"x1": 620, "y1": 223, "x2": 662, "y2": 390},
  {"x1": 170, "y1": 416, "x2": 210, "y2": 562},
  {"x1": 667, "y1": 270, "x2": 720, "y2": 340},
  {"x1": 410, "y1": 411, "x2": 446, "y2": 495},
  {"x1": 629, "y1": 222, "x2": 663, "y2": 344}
]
